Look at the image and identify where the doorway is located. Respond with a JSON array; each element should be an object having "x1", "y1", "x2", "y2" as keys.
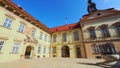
[
  {"x1": 61, "y1": 46, "x2": 70, "y2": 57},
  {"x1": 76, "y1": 47, "x2": 81, "y2": 58},
  {"x1": 25, "y1": 46, "x2": 34, "y2": 59}
]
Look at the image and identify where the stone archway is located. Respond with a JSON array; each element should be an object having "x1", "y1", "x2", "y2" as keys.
[
  {"x1": 25, "y1": 46, "x2": 34, "y2": 59},
  {"x1": 61, "y1": 46, "x2": 70, "y2": 57}
]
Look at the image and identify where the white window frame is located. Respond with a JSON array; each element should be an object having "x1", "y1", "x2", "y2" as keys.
[
  {"x1": 31, "y1": 30, "x2": 35, "y2": 37},
  {"x1": 74, "y1": 31, "x2": 79, "y2": 41},
  {"x1": 2, "y1": 18, "x2": 12, "y2": 28},
  {"x1": 0, "y1": 40, "x2": 4, "y2": 52},
  {"x1": 38, "y1": 46, "x2": 41, "y2": 54},
  {"x1": 12, "y1": 43, "x2": 20, "y2": 53},
  {"x1": 18, "y1": 24, "x2": 25, "y2": 33}
]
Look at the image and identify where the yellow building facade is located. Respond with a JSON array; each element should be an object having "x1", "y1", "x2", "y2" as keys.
[
  {"x1": 50, "y1": 23, "x2": 86, "y2": 58},
  {"x1": 0, "y1": 0, "x2": 51, "y2": 61}
]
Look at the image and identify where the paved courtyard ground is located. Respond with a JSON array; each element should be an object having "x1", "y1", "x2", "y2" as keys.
[{"x1": 0, "y1": 58, "x2": 119, "y2": 68}]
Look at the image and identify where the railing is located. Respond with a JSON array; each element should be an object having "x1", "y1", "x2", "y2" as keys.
[{"x1": 84, "y1": 36, "x2": 120, "y2": 42}]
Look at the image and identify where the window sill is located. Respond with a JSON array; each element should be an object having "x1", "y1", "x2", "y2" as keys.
[
  {"x1": 0, "y1": 25, "x2": 12, "y2": 30},
  {"x1": 92, "y1": 53, "x2": 100, "y2": 55},
  {"x1": 10, "y1": 53, "x2": 19, "y2": 54},
  {"x1": 17, "y1": 31, "x2": 25, "y2": 34}
]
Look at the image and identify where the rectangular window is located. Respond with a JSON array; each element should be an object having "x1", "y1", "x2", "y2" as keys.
[
  {"x1": 53, "y1": 35, "x2": 56, "y2": 42},
  {"x1": 92, "y1": 45, "x2": 100, "y2": 54},
  {"x1": 18, "y1": 24, "x2": 25, "y2": 33},
  {"x1": 52, "y1": 47, "x2": 56, "y2": 53},
  {"x1": 39, "y1": 33, "x2": 43, "y2": 40},
  {"x1": 31, "y1": 30, "x2": 35, "y2": 37},
  {"x1": 0, "y1": 40, "x2": 4, "y2": 52},
  {"x1": 43, "y1": 47, "x2": 46, "y2": 54},
  {"x1": 3, "y1": 18, "x2": 12, "y2": 28},
  {"x1": 12, "y1": 43, "x2": 20, "y2": 53},
  {"x1": 45, "y1": 35, "x2": 47, "y2": 41},
  {"x1": 63, "y1": 33, "x2": 67, "y2": 42},
  {"x1": 74, "y1": 31, "x2": 79, "y2": 41},
  {"x1": 38, "y1": 46, "x2": 41, "y2": 54}
]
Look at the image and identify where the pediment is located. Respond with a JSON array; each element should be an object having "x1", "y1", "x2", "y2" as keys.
[{"x1": 81, "y1": 9, "x2": 120, "y2": 22}]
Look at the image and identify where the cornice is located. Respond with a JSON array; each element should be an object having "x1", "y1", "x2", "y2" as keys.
[{"x1": 0, "y1": 0, "x2": 51, "y2": 34}]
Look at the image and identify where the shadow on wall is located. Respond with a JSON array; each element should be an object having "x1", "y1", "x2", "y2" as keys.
[{"x1": 77, "y1": 60, "x2": 120, "y2": 68}]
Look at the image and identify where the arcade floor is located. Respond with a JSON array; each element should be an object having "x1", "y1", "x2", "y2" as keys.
[{"x1": 0, "y1": 58, "x2": 119, "y2": 68}]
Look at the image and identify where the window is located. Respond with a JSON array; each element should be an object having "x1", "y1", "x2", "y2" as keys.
[
  {"x1": 45, "y1": 35, "x2": 47, "y2": 41},
  {"x1": 92, "y1": 44, "x2": 100, "y2": 54},
  {"x1": 52, "y1": 47, "x2": 56, "y2": 53},
  {"x1": 74, "y1": 31, "x2": 79, "y2": 41},
  {"x1": 99, "y1": 43, "x2": 116, "y2": 55},
  {"x1": 39, "y1": 33, "x2": 43, "y2": 40},
  {"x1": 0, "y1": 40, "x2": 4, "y2": 52},
  {"x1": 63, "y1": 33, "x2": 67, "y2": 42},
  {"x1": 38, "y1": 46, "x2": 41, "y2": 54},
  {"x1": 12, "y1": 43, "x2": 20, "y2": 53},
  {"x1": 89, "y1": 29, "x2": 96, "y2": 39},
  {"x1": 48, "y1": 36, "x2": 50, "y2": 42},
  {"x1": 31, "y1": 30, "x2": 35, "y2": 37},
  {"x1": 43, "y1": 47, "x2": 46, "y2": 54},
  {"x1": 101, "y1": 27, "x2": 110, "y2": 38},
  {"x1": 18, "y1": 24, "x2": 25, "y2": 33},
  {"x1": 53, "y1": 35, "x2": 56, "y2": 42},
  {"x1": 3, "y1": 18, "x2": 12, "y2": 28},
  {"x1": 115, "y1": 25, "x2": 120, "y2": 35}
]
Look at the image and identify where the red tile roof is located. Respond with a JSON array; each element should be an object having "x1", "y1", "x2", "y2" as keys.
[
  {"x1": 2, "y1": 0, "x2": 51, "y2": 33},
  {"x1": 50, "y1": 23, "x2": 80, "y2": 33}
]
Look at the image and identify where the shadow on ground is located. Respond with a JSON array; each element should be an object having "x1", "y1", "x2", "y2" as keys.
[{"x1": 77, "y1": 61, "x2": 120, "y2": 68}]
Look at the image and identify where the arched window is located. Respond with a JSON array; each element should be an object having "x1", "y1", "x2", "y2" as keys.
[
  {"x1": 101, "y1": 27, "x2": 110, "y2": 38},
  {"x1": 99, "y1": 24, "x2": 111, "y2": 38},
  {"x1": 87, "y1": 26, "x2": 96, "y2": 39}
]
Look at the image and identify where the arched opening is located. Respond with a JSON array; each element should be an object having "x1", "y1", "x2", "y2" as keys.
[
  {"x1": 25, "y1": 46, "x2": 34, "y2": 59},
  {"x1": 61, "y1": 46, "x2": 70, "y2": 57},
  {"x1": 76, "y1": 47, "x2": 81, "y2": 58}
]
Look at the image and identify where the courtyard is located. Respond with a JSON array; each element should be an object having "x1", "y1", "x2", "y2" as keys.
[{"x1": 0, "y1": 58, "x2": 119, "y2": 68}]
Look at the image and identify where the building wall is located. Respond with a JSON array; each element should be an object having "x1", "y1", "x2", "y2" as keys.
[
  {"x1": 81, "y1": 14, "x2": 120, "y2": 59},
  {"x1": 50, "y1": 28, "x2": 86, "y2": 58},
  {"x1": 0, "y1": 6, "x2": 51, "y2": 61}
]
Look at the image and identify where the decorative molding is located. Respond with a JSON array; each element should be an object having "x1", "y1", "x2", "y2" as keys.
[
  {"x1": 13, "y1": 39, "x2": 22, "y2": 42},
  {"x1": 20, "y1": 21, "x2": 27, "y2": 26},
  {"x1": 0, "y1": 36, "x2": 9, "y2": 40},
  {"x1": 5, "y1": 13, "x2": 16, "y2": 20}
]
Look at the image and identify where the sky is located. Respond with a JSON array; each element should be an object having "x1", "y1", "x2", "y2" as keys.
[{"x1": 12, "y1": 0, "x2": 120, "y2": 28}]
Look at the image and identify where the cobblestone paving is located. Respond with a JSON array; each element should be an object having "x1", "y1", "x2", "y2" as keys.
[{"x1": 0, "y1": 58, "x2": 119, "y2": 68}]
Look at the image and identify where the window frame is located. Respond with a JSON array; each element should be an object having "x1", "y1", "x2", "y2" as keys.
[{"x1": 2, "y1": 17, "x2": 13, "y2": 29}]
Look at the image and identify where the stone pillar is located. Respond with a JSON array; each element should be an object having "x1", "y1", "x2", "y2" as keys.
[{"x1": 69, "y1": 45, "x2": 74, "y2": 58}]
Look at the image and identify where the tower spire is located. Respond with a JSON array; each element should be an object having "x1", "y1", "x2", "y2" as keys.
[{"x1": 87, "y1": 0, "x2": 97, "y2": 14}]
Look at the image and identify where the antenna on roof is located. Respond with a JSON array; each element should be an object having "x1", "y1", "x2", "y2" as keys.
[{"x1": 65, "y1": 16, "x2": 68, "y2": 25}]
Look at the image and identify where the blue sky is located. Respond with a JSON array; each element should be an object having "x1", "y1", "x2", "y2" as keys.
[{"x1": 13, "y1": 0, "x2": 120, "y2": 28}]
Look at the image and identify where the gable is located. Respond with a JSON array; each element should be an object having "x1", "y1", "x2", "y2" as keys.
[{"x1": 81, "y1": 9, "x2": 120, "y2": 23}]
